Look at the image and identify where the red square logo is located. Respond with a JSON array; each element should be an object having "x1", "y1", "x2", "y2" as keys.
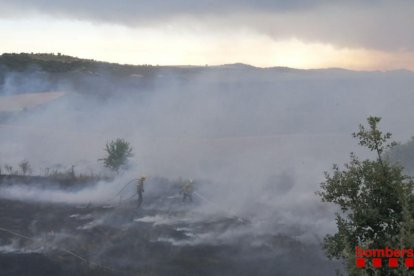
[
  {"x1": 405, "y1": 258, "x2": 414, "y2": 268},
  {"x1": 372, "y1": 258, "x2": 382, "y2": 268},
  {"x1": 356, "y1": 258, "x2": 366, "y2": 268},
  {"x1": 388, "y1": 258, "x2": 398, "y2": 268}
]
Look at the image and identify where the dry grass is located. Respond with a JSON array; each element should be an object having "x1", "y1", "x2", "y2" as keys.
[{"x1": 0, "y1": 92, "x2": 64, "y2": 112}]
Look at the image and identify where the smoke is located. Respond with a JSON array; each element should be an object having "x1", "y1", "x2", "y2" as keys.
[
  {"x1": 0, "y1": 240, "x2": 40, "y2": 254},
  {"x1": 0, "y1": 180, "x2": 120, "y2": 204},
  {"x1": 1, "y1": 66, "x2": 414, "y2": 255}
]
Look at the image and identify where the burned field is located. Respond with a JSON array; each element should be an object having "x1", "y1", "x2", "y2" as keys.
[{"x1": 0, "y1": 177, "x2": 339, "y2": 276}]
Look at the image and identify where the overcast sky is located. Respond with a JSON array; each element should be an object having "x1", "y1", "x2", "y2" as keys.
[{"x1": 1, "y1": 0, "x2": 413, "y2": 69}]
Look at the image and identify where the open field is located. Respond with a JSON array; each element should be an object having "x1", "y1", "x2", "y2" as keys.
[{"x1": 0, "y1": 92, "x2": 65, "y2": 112}]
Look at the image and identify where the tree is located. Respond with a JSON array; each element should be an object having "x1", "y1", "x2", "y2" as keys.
[
  {"x1": 4, "y1": 164, "x2": 13, "y2": 175},
  {"x1": 19, "y1": 160, "x2": 32, "y2": 175},
  {"x1": 318, "y1": 117, "x2": 414, "y2": 275},
  {"x1": 100, "y1": 138, "x2": 133, "y2": 174}
]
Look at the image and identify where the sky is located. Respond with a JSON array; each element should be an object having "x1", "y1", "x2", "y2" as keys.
[{"x1": 0, "y1": 0, "x2": 414, "y2": 70}]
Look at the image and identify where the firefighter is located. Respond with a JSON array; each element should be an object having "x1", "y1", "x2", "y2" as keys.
[
  {"x1": 137, "y1": 176, "x2": 146, "y2": 207},
  {"x1": 181, "y1": 178, "x2": 194, "y2": 202}
]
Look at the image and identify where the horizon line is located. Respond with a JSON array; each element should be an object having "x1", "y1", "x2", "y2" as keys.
[{"x1": 1, "y1": 52, "x2": 413, "y2": 73}]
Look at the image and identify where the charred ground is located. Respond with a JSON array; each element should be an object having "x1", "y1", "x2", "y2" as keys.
[{"x1": 0, "y1": 176, "x2": 339, "y2": 276}]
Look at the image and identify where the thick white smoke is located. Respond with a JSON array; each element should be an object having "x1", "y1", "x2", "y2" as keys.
[{"x1": 1, "y1": 67, "x2": 414, "y2": 240}]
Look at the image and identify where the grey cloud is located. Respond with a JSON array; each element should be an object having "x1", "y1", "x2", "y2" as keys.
[
  {"x1": 257, "y1": 2, "x2": 414, "y2": 51},
  {"x1": 0, "y1": 1, "x2": 413, "y2": 51},
  {"x1": 0, "y1": 0, "x2": 326, "y2": 20}
]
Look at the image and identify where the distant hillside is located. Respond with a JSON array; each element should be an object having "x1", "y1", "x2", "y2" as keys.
[
  {"x1": 1, "y1": 52, "x2": 413, "y2": 100},
  {"x1": 0, "y1": 53, "x2": 300, "y2": 96},
  {"x1": 0, "y1": 53, "x2": 173, "y2": 96},
  {"x1": 0, "y1": 53, "x2": 159, "y2": 75}
]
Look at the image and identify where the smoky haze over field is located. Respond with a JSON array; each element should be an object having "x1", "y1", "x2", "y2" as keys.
[
  {"x1": 2, "y1": 67, "x2": 414, "y2": 222},
  {"x1": 1, "y1": 65, "x2": 414, "y2": 274}
]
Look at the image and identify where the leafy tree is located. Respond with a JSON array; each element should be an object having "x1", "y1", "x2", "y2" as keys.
[
  {"x1": 318, "y1": 117, "x2": 414, "y2": 275},
  {"x1": 100, "y1": 138, "x2": 133, "y2": 174}
]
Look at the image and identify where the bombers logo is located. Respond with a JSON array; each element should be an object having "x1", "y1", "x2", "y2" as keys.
[{"x1": 356, "y1": 246, "x2": 414, "y2": 268}]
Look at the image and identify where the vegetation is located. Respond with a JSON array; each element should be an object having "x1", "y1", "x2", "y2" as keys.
[
  {"x1": 100, "y1": 138, "x2": 133, "y2": 174},
  {"x1": 0, "y1": 52, "x2": 158, "y2": 75},
  {"x1": 4, "y1": 164, "x2": 14, "y2": 175},
  {"x1": 318, "y1": 117, "x2": 414, "y2": 275},
  {"x1": 0, "y1": 52, "x2": 94, "y2": 73},
  {"x1": 18, "y1": 160, "x2": 32, "y2": 175}
]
